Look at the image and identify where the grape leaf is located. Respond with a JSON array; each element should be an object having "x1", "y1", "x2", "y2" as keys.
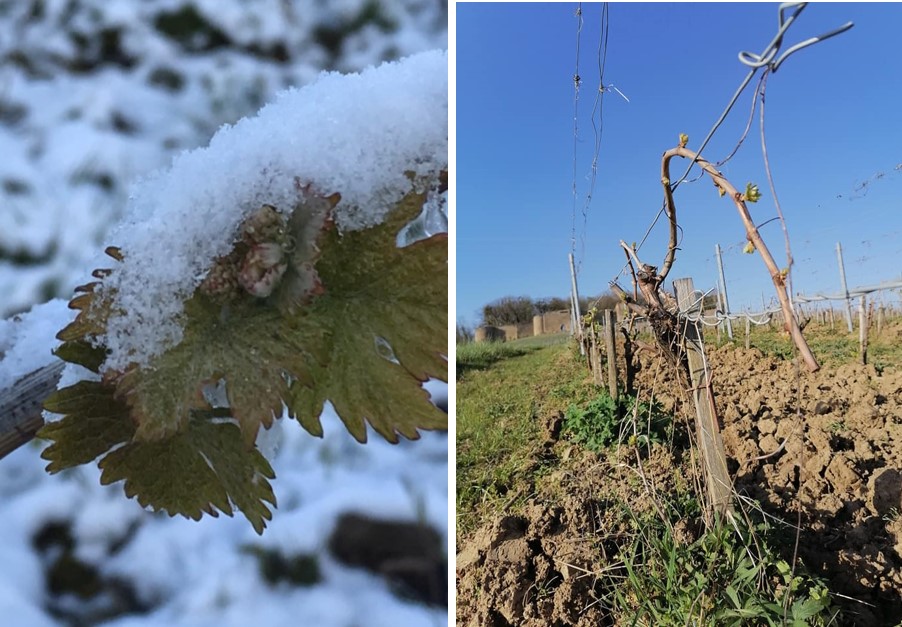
[
  {"x1": 42, "y1": 384, "x2": 277, "y2": 534},
  {"x1": 39, "y1": 176, "x2": 447, "y2": 533},
  {"x1": 101, "y1": 186, "x2": 446, "y2": 446},
  {"x1": 41, "y1": 381, "x2": 134, "y2": 471},
  {"x1": 52, "y1": 339, "x2": 107, "y2": 373},
  {"x1": 99, "y1": 419, "x2": 277, "y2": 535},
  {"x1": 286, "y1": 189, "x2": 448, "y2": 442}
]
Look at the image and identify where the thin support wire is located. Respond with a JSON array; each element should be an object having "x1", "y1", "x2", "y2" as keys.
[
  {"x1": 758, "y1": 69, "x2": 795, "y2": 311},
  {"x1": 684, "y1": 72, "x2": 765, "y2": 185},
  {"x1": 576, "y1": 2, "x2": 609, "y2": 274},
  {"x1": 570, "y1": 4, "x2": 583, "y2": 264},
  {"x1": 672, "y1": 287, "x2": 781, "y2": 326},
  {"x1": 571, "y1": 2, "x2": 609, "y2": 275}
]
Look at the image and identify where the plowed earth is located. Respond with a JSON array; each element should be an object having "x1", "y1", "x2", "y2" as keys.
[{"x1": 457, "y1": 334, "x2": 902, "y2": 626}]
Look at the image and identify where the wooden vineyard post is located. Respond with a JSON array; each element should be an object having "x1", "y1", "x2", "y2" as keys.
[
  {"x1": 620, "y1": 326, "x2": 636, "y2": 396},
  {"x1": 603, "y1": 309, "x2": 619, "y2": 402},
  {"x1": 0, "y1": 361, "x2": 64, "y2": 460},
  {"x1": 591, "y1": 326, "x2": 604, "y2": 387},
  {"x1": 674, "y1": 278, "x2": 734, "y2": 523},
  {"x1": 745, "y1": 316, "x2": 751, "y2": 350},
  {"x1": 836, "y1": 242, "x2": 854, "y2": 333},
  {"x1": 568, "y1": 253, "x2": 585, "y2": 356},
  {"x1": 715, "y1": 243, "x2": 733, "y2": 340},
  {"x1": 860, "y1": 295, "x2": 869, "y2": 365},
  {"x1": 878, "y1": 305, "x2": 885, "y2": 336},
  {"x1": 582, "y1": 326, "x2": 593, "y2": 373},
  {"x1": 588, "y1": 326, "x2": 595, "y2": 384}
]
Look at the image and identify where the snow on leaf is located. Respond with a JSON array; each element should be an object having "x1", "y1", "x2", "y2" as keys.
[
  {"x1": 56, "y1": 285, "x2": 106, "y2": 342},
  {"x1": 41, "y1": 172, "x2": 447, "y2": 533}
]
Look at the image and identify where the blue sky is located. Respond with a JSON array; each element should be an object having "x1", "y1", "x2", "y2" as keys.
[{"x1": 456, "y1": 2, "x2": 902, "y2": 327}]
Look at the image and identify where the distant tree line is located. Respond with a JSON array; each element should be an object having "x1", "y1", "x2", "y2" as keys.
[
  {"x1": 471, "y1": 287, "x2": 724, "y2": 330},
  {"x1": 479, "y1": 292, "x2": 623, "y2": 327}
]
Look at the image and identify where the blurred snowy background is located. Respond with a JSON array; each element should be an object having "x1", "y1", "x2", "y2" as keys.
[{"x1": 0, "y1": 1, "x2": 448, "y2": 625}]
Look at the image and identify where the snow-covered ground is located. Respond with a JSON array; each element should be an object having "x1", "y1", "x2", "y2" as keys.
[
  {"x1": 0, "y1": 1, "x2": 448, "y2": 625},
  {"x1": 0, "y1": 401, "x2": 448, "y2": 627}
]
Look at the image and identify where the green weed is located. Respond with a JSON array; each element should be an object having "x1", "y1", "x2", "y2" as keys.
[
  {"x1": 563, "y1": 392, "x2": 671, "y2": 452},
  {"x1": 563, "y1": 393, "x2": 621, "y2": 451}
]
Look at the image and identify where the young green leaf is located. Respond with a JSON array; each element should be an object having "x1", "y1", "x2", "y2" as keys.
[
  {"x1": 742, "y1": 182, "x2": 762, "y2": 203},
  {"x1": 41, "y1": 381, "x2": 135, "y2": 471}
]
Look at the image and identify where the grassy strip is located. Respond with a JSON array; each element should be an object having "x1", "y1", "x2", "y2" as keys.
[
  {"x1": 456, "y1": 341, "x2": 535, "y2": 375},
  {"x1": 456, "y1": 340, "x2": 589, "y2": 536},
  {"x1": 456, "y1": 333, "x2": 570, "y2": 376}
]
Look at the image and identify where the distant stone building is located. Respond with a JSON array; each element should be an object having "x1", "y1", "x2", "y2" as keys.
[
  {"x1": 497, "y1": 322, "x2": 533, "y2": 341},
  {"x1": 474, "y1": 309, "x2": 572, "y2": 343},
  {"x1": 474, "y1": 325, "x2": 505, "y2": 342},
  {"x1": 534, "y1": 310, "x2": 571, "y2": 335}
]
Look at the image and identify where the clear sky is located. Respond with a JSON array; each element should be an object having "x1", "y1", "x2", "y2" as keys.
[{"x1": 456, "y1": 2, "x2": 902, "y2": 327}]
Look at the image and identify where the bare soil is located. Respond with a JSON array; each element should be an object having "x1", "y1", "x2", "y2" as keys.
[{"x1": 456, "y1": 336, "x2": 902, "y2": 626}]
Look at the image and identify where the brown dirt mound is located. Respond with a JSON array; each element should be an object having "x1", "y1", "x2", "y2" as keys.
[{"x1": 456, "y1": 432, "x2": 694, "y2": 626}]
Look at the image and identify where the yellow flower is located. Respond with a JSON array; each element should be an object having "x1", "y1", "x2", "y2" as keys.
[
  {"x1": 679, "y1": 133, "x2": 689, "y2": 148},
  {"x1": 743, "y1": 241, "x2": 755, "y2": 254}
]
